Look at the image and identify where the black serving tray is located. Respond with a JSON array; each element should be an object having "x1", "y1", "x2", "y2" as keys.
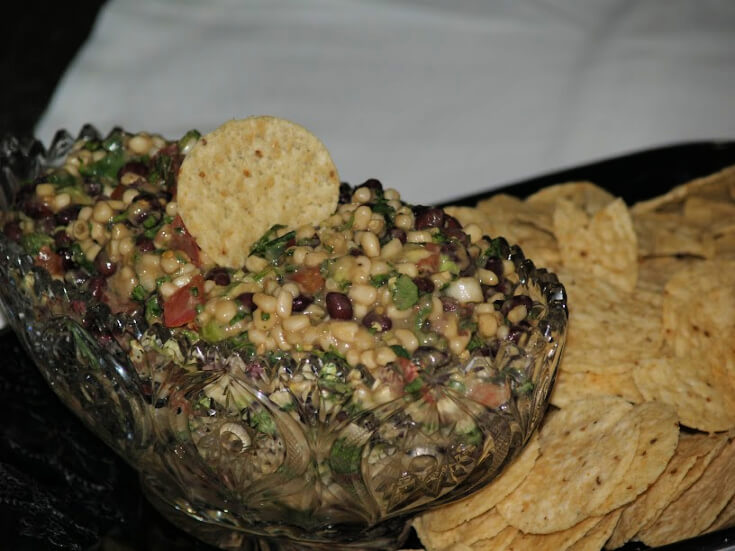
[{"x1": 1, "y1": 141, "x2": 735, "y2": 551}]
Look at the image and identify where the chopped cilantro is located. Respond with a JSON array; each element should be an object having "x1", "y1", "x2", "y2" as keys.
[
  {"x1": 229, "y1": 311, "x2": 247, "y2": 325},
  {"x1": 329, "y1": 437, "x2": 362, "y2": 475},
  {"x1": 79, "y1": 149, "x2": 126, "y2": 184},
  {"x1": 390, "y1": 345, "x2": 410, "y2": 359},
  {"x1": 261, "y1": 312, "x2": 270, "y2": 321},
  {"x1": 46, "y1": 169, "x2": 77, "y2": 188},
  {"x1": 131, "y1": 284, "x2": 147, "y2": 302},
  {"x1": 70, "y1": 242, "x2": 96, "y2": 273},
  {"x1": 370, "y1": 273, "x2": 391, "y2": 288},
  {"x1": 145, "y1": 295, "x2": 163, "y2": 323},
  {"x1": 392, "y1": 274, "x2": 418, "y2": 310},
  {"x1": 178, "y1": 129, "x2": 201, "y2": 150},
  {"x1": 249, "y1": 410, "x2": 277, "y2": 435},
  {"x1": 249, "y1": 224, "x2": 295, "y2": 263},
  {"x1": 467, "y1": 334, "x2": 485, "y2": 352},
  {"x1": 404, "y1": 377, "x2": 424, "y2": 394},
  {"x1": 190, "y1": 286, "x2": 199, "y2": 297},
  {"x1": 20, "y1": 233, "x2": 53, "y2": 255}
]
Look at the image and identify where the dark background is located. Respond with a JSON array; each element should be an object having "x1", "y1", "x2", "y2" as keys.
[{"x1": 2, "y1": 3, "x2": 735, "y2": 550}]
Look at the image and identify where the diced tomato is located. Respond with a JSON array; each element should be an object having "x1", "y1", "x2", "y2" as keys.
[
  {"x1": 468, "y1": 381, "x2": 511, "y2": 409},
  {"x1": 417, "y1": 253, "x2": 439, "y2": 273},
  {"x1": 398, "y1": 357, "x2": 419, "y2": 383},
  {"x1": 170, "y1": 215, "x2": 201, "y2": 266},
  {"x1": 163, "y1": 274, "x2": 205, "y2": 327},
  {"x1": 34, "y1": 246, "x2": 63, "y2": 277},
  {"x1": 290, "y1": 266, "x2": 324, "y2": 294}
]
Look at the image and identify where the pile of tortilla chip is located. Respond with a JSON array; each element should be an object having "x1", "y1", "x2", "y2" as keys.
[{"x1": 411, "y1": 165, "x2": 735, "y2": 550}]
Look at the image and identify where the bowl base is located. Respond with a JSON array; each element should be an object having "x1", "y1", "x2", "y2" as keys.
[{"x1": 140, "y1": 475, "x2": 411, "y2": 551}]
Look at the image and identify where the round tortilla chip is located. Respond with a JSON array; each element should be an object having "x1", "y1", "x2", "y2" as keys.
[
  {"x1": 525, "y1": 181, "x2": 616, "y2": 215},
  {"x1": 416, "y1": 434, "x2": 539, "y2": 532},
  {"x1": 637, "y1": 437, "x2": 735, "y2": 547},
  {"x1": 633, "y1": 356, "x2": 735, "y2": 433},
  {"x1": 177, "y1": 116, "x2": 340, "y2": 267},
  {"x1": 565, "y1": 510, "x2": 622, "y2": 551},
  {"x1": 590, "y1": 401, "x2": 679, "y2": 515},
  {"x1": 553, "y1": 198, "x2": 638, "y2": 293},
  {"x1": 504, "y1": 515, "x2": 605, "y2": 551},
  {"x1": 496, "y1": 398, "x2": 637, "y2": 533},
  {"x1": 606, "y1": 431, "x2": 727, "y2": 549}
]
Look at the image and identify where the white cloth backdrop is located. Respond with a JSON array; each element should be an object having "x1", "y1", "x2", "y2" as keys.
[{"x1": 36, "y1": 0, "x2": 735, "y2": 204}]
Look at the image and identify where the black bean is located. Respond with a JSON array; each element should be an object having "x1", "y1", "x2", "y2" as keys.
[
  {"x1": 414, "y1": 207, "x2": 445, "y2": 230},
  {"x1": 94, "y1": 250, "x2": 118, "y2": 276},
  {"x1": 136, "y1": 235, "x2": 155, "y2": 252},
  {"x1": 118, "y1": 161, "x2": 149, "y2": 179},
  {"x1": 56, "y1": 247, "x2": 75, "y2": 270},
  {"x1": 440, "y1": 296, "x2": 459, "y2": 312},
  {"x1": 236, "y1": 292, "x2": 255, "y2": 312},
  {"x1": 444, "y1": 227, "x2": 469, "y2": 246},
  {"x1": 64, "y1": 269, "x2": 89, "y2": 287},
  {"x1": 359, "y1": 178, "x2": 383, "y2": 196},
  {"x1": 3, "y1": 221, "x2": 22, "y2": 242},
  {"x1": 444, "y1": 215, "x2": 462, "y2": 230},
  {"x1": 291, "y1": 294, "x2": 313, "y2": 312},
  {"x1": 501, "y1": 295, "x2": 533, "y2": 316},
  {"x1": 338, "y1": 182, "x2": 353, "y2": 204},
  {"x1": 55, "y1": 204, "x2": 81, "y2": 226},
  {"x1": 87, "y1": 276, "x2": 107, "y2": 300},
  {"x1": 362, "y1": 310, "x2": 392, "y2": 332},
  {"x1": 36, "y1": 216, "x2": 56, "y2": 235},
  {"x1": 484, "y1": 257, "x2": 504, "y2": 278},
  {"x1": 205, "y1": 267, "x2": 230, "y2": 286},
  {"x1": 54, "y1": 230, "x2": 73, "y2": 248},
  {"x1": 326, "y1": 292, "x2": 353, "y2": 320},
  {"x1": 413, "y1": 276, "x2": 435, "y2": 294},
  {"x1": 83, "y1": 179, "x2": 102, "y2": 197},
  {"x1": 389, "y1": 228, "x2": 407, "y2": 244},
  {"x1": 22, "y1": 199, "x2": 52, "y2": 219}
]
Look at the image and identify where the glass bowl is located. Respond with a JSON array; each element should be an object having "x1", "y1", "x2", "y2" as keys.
[{"x1": 0, "y1": 127, "x2": 567, "y2": 550}]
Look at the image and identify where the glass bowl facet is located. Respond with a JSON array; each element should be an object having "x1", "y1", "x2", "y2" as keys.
[{"x1": 0, "y1": 128, "x2": 567, "y2": 550}]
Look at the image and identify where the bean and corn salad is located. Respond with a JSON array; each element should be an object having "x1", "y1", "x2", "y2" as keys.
[{"x1": 2, "y1": 129, "x2": 551, "y2": 470}]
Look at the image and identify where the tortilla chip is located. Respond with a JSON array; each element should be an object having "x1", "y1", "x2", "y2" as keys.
[
  {"x1": 633, "y1": 356, "x2": 735, "y2": 432},
  {"x1": 662, "y1": 259, "x2": 735, "y2": 362},
  {"x1": 565, "y1": 510, "x2": 622, "y2": 551},
  {"x1": 636, "y1": 255, "x2": 702, "y2": 295},
  {"x1": 496, "y1": 398, "x2": 637, "y2": 533},
  {"x1": 414, "y1": 508, "x2": 508, "y2": 550},
  {"x1": 177, "y1": 116, "x2": 340, "y2": 267},
  {"x1": 416, "y1": 434, "x2": 539, "y2": 532},
  {"x1": 707, "y1": 493, "x2": 735, "y2": 534},
  {"x1": 637, "y1": 437, "x2": 735, "y2": 547},
  {"x1": 557, "y1": 271, "x2": 663, "y2": 371},
  {"x1": 631, "y1": 165, "x2": 735, "y2": 214},
  {"x1": 553, "y1": 198, "x2": 638, "y2": 292},
  {"x1": 606, "y1": 431, "x2": 727, "y2": 549},
  {"x1": 633, "y1": 211, "x2": 716, "y2": 259},
  {"x1": 446, "y1": 205, "x2": 561, "y2": 270},
  {"x1": 525, "y1": 181, "x2": 616, "y2": 216},
  {"x1": 504, "y1": 515, "x2": 605, "y2": 551},
  {"x1": 550, "y1": 368, "x2": 643, "y2": 408},
  {"x1": 471, "y1": 526, "x2": 519, "y2": 550},
  {"x1": 590, "y1": 401, "x2": 679, "y2": 515}
]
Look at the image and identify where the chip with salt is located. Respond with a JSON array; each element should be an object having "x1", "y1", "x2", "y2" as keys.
[
  {"x1": 565, "y1": 510, "x2": 622, "y2": 551},
  {"x1": 504, "y1": 514, "x2": 605, "y2": 551},
  {"x1": 633, "y1": 356, "x2": 735, "y2": 432},
  {"x1": 525, "y1": 181, "x2": 616, "y2": 215},
  {"x1": 552, "y1": 198, "x2": 638, "y2": 292},
  {"x1": 606, "y1": 431, "x2": 726, "y2": 549},
  {"x1": 415, "y1": 434, "x2": 539, "y2": 532},
  {"x1": 496, "y1": 397, "x2": 637, "y2": 533},
  {"x1": 637, "y1": 437, "x2": 735, "y2": 547},
  {"x1": 632, "y1": 211, "x2": 716, "y2": 259},
  {"x1": 550, "y1": 368, "x2": 643, "y2": 408},
  {"x1": 177, "y1": 116, "x2": 340, "y2": 267},
  {"x1": 589, "y1": 401, "x2": 679, "y2": 515},
  {"x1": 556, "y1": 271, "x2": 662, "y2": 371}
]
